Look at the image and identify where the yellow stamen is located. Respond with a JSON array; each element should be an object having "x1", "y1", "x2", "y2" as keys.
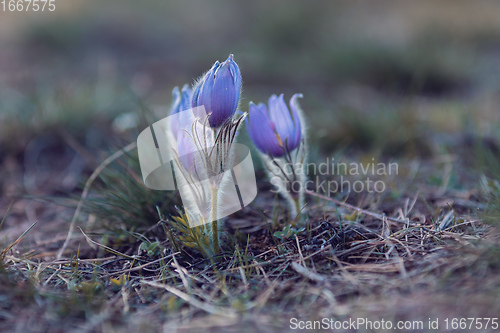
[{"x1": 275, "y1": 133, "x2": 284, "y2": 147}]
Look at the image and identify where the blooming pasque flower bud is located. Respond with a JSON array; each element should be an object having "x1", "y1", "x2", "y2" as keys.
[
  {"x1": 246, "y1": 93, "x2": 303, "y2": 157},
  {"x1": 170, "y1": 84, "x2": 192, "y2": 138},
  {"x1": 171, "y1": 84, "x2": 192, "y2": 115},
  {"x1": 192, "y1": 54, "x2": 241, "y2": 127}
]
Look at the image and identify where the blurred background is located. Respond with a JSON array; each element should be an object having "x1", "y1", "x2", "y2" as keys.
[
  {"x1": 1, "y1": 0, "x2": 500, "y2": 232},
  {"x1": 1, "y1": 2, "x2": 500, "y2": 330}
]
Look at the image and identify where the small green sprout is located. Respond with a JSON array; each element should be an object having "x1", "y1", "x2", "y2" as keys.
[
  {"x1": 139, "y1": 241, "x2": 162, "y2": 257},
  {"x1": 273, "y1": 225, "x2": 305, "y2": 240}
]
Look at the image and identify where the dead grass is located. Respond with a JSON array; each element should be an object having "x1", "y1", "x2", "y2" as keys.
[{"x1": 1, "y1": 143, "x2": 499, "y2": 332}]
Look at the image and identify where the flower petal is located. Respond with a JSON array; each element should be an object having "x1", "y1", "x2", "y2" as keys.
[
  {"x1": 228, "y1": 54, "x2": 241, "y2": 111},
  {"x1": 170, "y1": 86, "x2": 181, "y2": 115},
  {"x1": 247, "y1": 102, "x2": 285, "y2": 157},
  {"x1": 194, "y1": 60, "x2": 219, "y2": 110},
  {"x1": 180, "y1": 84, "x2": 192, "y2": 112},
  {"x1": 268, "y1": 94, "x2": 295, "y2": 151},
  {"x1": 210, "y1": 61, "x2": 237, "y2": 126}
]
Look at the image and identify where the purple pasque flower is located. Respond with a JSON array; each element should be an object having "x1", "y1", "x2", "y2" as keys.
[
  {"x1": 171, "y1": 84, "x2": 192, "y2": 115},
  {"x1": 192, "y1": 54, "x2": 241, "y2": 128},
  {"x1": 246, "y1": 93, "x2": 303, "y2": 158}
]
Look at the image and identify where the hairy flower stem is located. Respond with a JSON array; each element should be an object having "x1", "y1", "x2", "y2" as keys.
[
  {"x1": 292, "y1": 196, "x2": 300, "y2": 223},
  {"x1": 210, "y1": 186, "x2": 220, "y2": 258},
  {"x1": 290, "y1": 191, "x2": 305, "y2": 227}
]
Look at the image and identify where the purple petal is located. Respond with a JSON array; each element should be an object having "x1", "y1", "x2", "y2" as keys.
[
  {"x1": 210, "y1": 60, "x2": 237, "y2": 126},
  {"x1": 170, "y1": 86, "x2": 181, "y2": 115},
  {"x1": 268, "y1": 94, "x2": 295, "y2": 151},
  {"x1": 247, "y1": 102, "x2": 285, "y2": 157},
  {"x1": 180, "y1": 84, "x2": 192, "y2": 112},
  {"x1": 195, "y1": 60, "x2": 219, "y2": 110},
  {"x1": 228, "y1": 54, "x2": 241, "y2": 112},
  {"x1": 191, "y1": 80, "x2": 202, "y2": 109}
]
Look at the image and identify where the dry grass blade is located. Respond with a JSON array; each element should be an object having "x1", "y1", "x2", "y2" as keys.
[
  {"x1": 306, "y1": 189, "x2": 408, "y2": 223},
  {"x1": 57, "y1": 142, "x2": 138, "y2": 259},
  {"x1": 290, "y1": 262, "x2": 326, "y2": 283},
  {"x1": 101, "y1": 253, "x2": 181, "y2": 277},
  {"x1": 1, "y1": 221, "x2": 37, "y2": 261},
  {"x1": 341, "y1": 262, "x2": 402, "y2": 273},
  {"x1": 78, "y1": 227, "x2": 138, "y2": 260},
  {"x1": 0, "y1": 201, "x2": 13, "y2": 232},
  {"x1": 141, "y1": 280, "x2": 238, "y2": 317}
]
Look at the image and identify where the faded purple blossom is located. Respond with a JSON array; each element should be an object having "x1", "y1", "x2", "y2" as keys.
[
  {"x1": 170, "y1": 84, "x2": 192, "y2": 138},
  {"x1": 246, "y1": 93, "x2": 303, "y2": 157}
]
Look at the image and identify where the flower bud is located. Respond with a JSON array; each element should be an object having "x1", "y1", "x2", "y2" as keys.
[
  {"x1": 170, "y1": 84, "x2": 192, "y2": 138},
  {"x1": 192, "y1": 54, "x2": 241, "y2": 127}
]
